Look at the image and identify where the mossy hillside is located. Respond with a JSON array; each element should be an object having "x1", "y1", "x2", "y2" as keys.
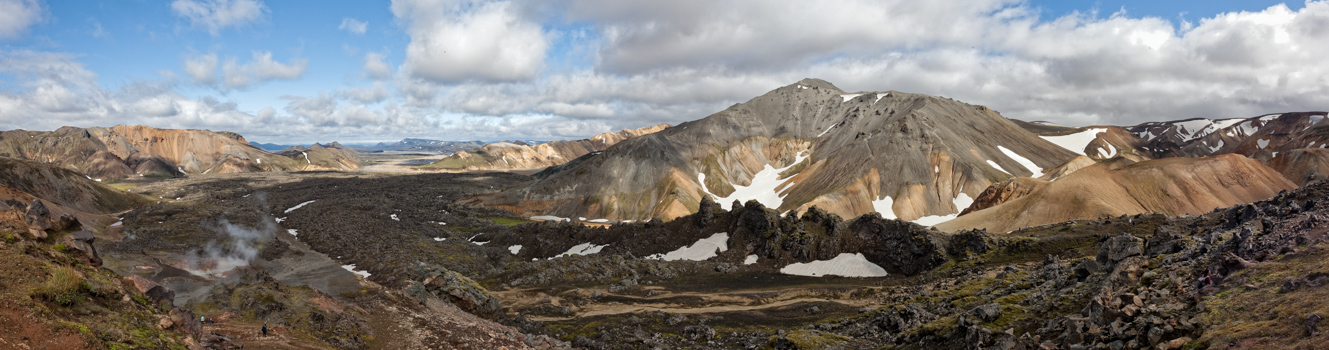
[{"x1": 0, "y1": 238, "x2": 192, "y2": 349}]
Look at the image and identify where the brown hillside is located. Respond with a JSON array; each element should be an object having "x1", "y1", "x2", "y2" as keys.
[
  {"x1": 935, "y1": 154, "x2": 1296, "y2": 233},
  {"x1": 423, "y1": 124, "x2": 668, "y2": 171}
]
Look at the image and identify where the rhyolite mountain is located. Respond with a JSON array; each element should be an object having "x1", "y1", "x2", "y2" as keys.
[
  {"x1": 471, "y1": 79, "x2": 1079, "y2": 222},
  {"x1": 421, "y1": 124, "x2": 669, "y2": 171},
  {"x1": 0, "y1": 125, "x2": 362, "y2": 179}
]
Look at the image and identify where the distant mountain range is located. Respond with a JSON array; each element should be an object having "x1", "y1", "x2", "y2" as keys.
[
  {"x1": 418, "y1": 124, "x2": 668, "y2": 171},
  {"x1": 0, "y1": 125, "x2": 362, "y2": 180}
]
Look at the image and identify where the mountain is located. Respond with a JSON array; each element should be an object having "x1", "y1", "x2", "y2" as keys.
[
  {"x1": 1027, "y1": 112, "x2": 1329, "y2": 162},
  {"x1": 470, "y1": 79, "x2": 1079, "y2": 222},
  {"x1": 0, "y1": 125, "x2": 363, "y2": 179},
  {"x1": 354, "y1": 138, "x2": 488, "y2": 153},
  {"x1": 419, "y1": 124, "x2": 669, "y2": 171},
  {"x1": 249, "y1": 141, "x2": 298, "y2": 152},
  {"x1": 935, "y1": 154, "x2": 1296, "y2": 233}
]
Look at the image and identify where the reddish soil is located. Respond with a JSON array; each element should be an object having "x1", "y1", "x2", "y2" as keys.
[{"x1": 0, "y1": 301, "x2": 87, "y2": 350}]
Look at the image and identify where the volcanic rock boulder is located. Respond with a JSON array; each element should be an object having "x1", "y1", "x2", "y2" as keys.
[
  {"x1": 125, "y1": 275, "x2": 176, "y2": 307},
  {"x1": 408, "y1": 264, "x2": 503, "y2": 318}
]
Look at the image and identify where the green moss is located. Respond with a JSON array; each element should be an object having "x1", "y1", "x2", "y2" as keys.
[{"x1": 770, "y1": 330, "x2": 850, "y2": 349}]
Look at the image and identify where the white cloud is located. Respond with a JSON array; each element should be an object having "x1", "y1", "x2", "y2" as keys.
[
  {"x1": 183, "y1": 51, "x2": 306, "y2": 89},
  {"x1": 391, "y1": 0, "x2": 550, "y2": 83},
  {"x1": 246, "y1": 51, "x2": 307, "y2": 79},
  {"x1": 170, "y1": 0, "x2": 267, "y2": 35},
  {"x1": 363, "y1": 52, "x2": 391, "y2": 79},
  {"x1": 342, "y1": 82, "x2": 389, "y2": 103},
  {"x1": 184, "y1": 53, "x2": 219, "y2": 84},
  {"x1": 0, "y1": 0, "x2": 43, "y2": 39},
  {"x1": 339, "y1": 17, "x2": 367, "y2": 35}
]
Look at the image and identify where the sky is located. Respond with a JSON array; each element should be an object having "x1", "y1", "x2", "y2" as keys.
[{"x1": 0, "y1": 0, "x2": 1327, "y2": 144}]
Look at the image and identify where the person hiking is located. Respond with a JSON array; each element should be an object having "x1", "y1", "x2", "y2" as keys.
[{"x1": 262, "y1": 323, "x2": 268, "y2": 337}]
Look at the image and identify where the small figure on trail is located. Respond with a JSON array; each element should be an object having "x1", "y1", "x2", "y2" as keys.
[{"x1": 262, "y1": 323, "x2": 269, "y2": 337}]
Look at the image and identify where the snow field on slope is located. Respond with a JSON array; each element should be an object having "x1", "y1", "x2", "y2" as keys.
[
  {"x1": 341, "y1": 264, "x2": 371, "y2": 278},
  {"x1": 698, "y1": 152, "x2": 809, "y2": 211},
  {"x1": 871, "y1": 196, "x2": 898, "y2": 220},
  {"x1": 531, "y1": 215, "x2": 571, "y2": 222},
  {"x1": 910, "y1": 193, "x2": 975, "y2": 227},
  {"x1": 285, "y1": 200, "x2": 316, "y2": 213},
  {"x1": 555, "y1": 243, "x2": 608, "y2": 258},
  {"x1": 744, "y1": 255, "x2": 759, "y2": 265},
  {"x1": 509, "y1": 245, "x2": 522, "y2": 255},
  {"x1": 1039, "y1": 128, "x2": 1108, "y2": 155},
  {"x1": 779, "y1": 253, "x2": 888, "y2": 277},
  {"x1": 840, "y1": 94, "x2": 862, "y2": 102},
  {"x1": 986, "y1": 160, "x2": 1010, "y2": 174},
  {"x1": 998, "y1": 146, "x2": 1044, "y2": 177},
  {"x1": 646, "y1": 232, "x2": 729, "y2": 261}
]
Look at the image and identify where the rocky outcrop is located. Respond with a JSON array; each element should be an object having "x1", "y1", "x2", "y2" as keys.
[
  {"x1": 938, "y1": 154, "x2": 1298, "y2": 233},
  {"x1": 407, "y1": 263, "x2": 503, "y2": 317},
  {"x1": 125, "y1": 275, "x2": 176, "y2": 307},
  {"x1": 471, "y1": 79, "x2": 1078, "y2": 222},
  {"x1": 423, "y1": 124, "x2": 668, "y2": 171}
]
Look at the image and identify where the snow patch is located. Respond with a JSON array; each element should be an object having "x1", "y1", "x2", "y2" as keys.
[
  {"x1": 588, "y1": 219, "x2": 610, "y2": 223},
  {"x1": 1208, "y1": 139, "x2": 1225, "y2": 153},
  {"x1": 909, "y1": 193, "x2": 975, "y2": 227},
  {"x1": 390, "y1": 214, "x2": 400, "y2": 221},
  {"x1": 555, "y1": 243, "x2": 608, "y2": 258},
  {"x1": 1257, "y1": 139, "x2": 1270, "y2": 149},
  {"x1": 1039, "y1": 128, "x2": 1107, "y2": 155},
  {"x1": 302, "y1": 152, "x2": 311, "y2": 164},
  {"x1": 531, "y1": 215, "x2": 571, "y2": 222},
  {"x1": 509, "y1": 245, "x2": 522, "y2": 255},
  {"x1": 986, "y1": 160, "x2": 1010, "y2": 174},
  {"x1": 647, "y1": 233, "x2": 729, "y2": 261},
  {"x1": 177, "y1": 167, "x2": 186, "y2": 174},
  {"x1": 875, "y1": 93, "x2": 889, "y2": 103},
  {"x1": 1096, "y1": 143, "x2": 1117, "y2": 159},
  {"x1": 110, "y1": 221, "x2": 122, "y2": 227},
  {"x1": 871, "y1": 196, "x2": 897, "y2": 219},
  {"x1": 817, "y1": 123, "x2": 836, "y2": 137},
  {"x1": 287, "y1": 229, "x2": 298, "y2": 237},
  {"x1": 698, "y1": 152, "x2": 809, "y2": 211},
  {"x1": 275, "y1": 217, "x2": 286, "y2": 223},
  {"x1": 256, "y1": 158, "x2": 261, "y2": 164},
  {"x1": 779, "y1": 253, "x2": 888, "y2": 277},
  {"x1": 341, "y1": 264, "x2": 371, "y2": 278},
  {"x1": 433, "y1": 237, "x2": 446, "y2": 241},
  {"x1": 998, "y1": 146, "x2": 1044, "y2": 177},
  {"x1": 840, "y1": 93, "x2": 862, "y2": 102},
  {"x1": 744, "y1": 254, "x2": 758, "y2": 265},
  {"x1": 285, "y1": 200, "x2": 316, "y2": 213}
]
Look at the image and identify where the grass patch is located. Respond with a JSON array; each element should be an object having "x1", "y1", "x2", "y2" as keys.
[
  {"x1": 34, "y1": 265, "x2": 86, "y2": 306},
  {"x1": 487, "y1": 217, "x2": 534, "y2": 226}
]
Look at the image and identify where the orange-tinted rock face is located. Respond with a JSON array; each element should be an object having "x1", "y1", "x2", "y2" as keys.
[
  {"x1": 0, "y1": 125, "x2": 361, "y2": 179},
  {"x1": 427, "y1": 124, "x2": 669, "y2": 171}
]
